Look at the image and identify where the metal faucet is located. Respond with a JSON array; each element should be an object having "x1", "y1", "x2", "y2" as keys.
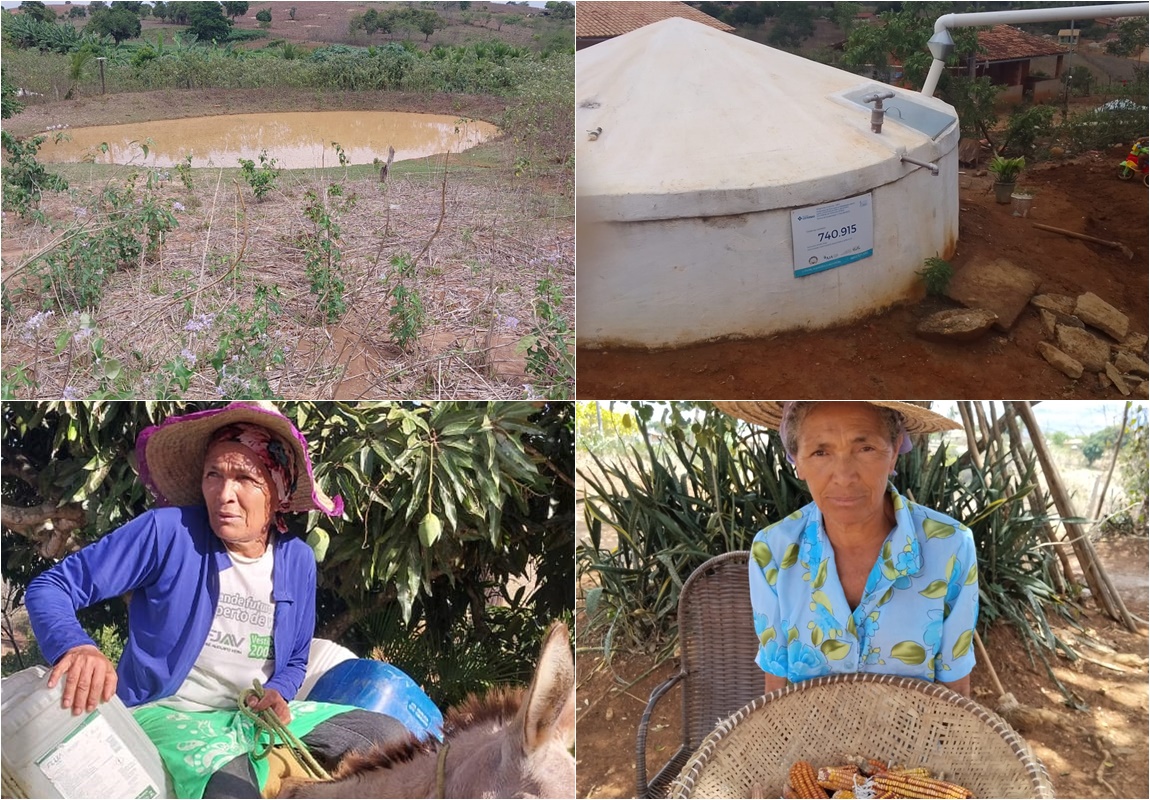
[{"x1": 862, "y1": 91, "x2": 896, "y2": 133}]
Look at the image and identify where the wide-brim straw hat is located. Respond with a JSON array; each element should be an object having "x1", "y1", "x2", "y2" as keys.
[
  {"x1": 713, "y1": 401, "x2": 961, "y2": 435},
  {"x1": 136, "y1": 401, "x2": 343, "y2": 516}
]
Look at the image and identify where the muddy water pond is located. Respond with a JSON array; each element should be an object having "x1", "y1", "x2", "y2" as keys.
[{"x1": 37, "y1": 111, "x2": 499, "y2": 169}]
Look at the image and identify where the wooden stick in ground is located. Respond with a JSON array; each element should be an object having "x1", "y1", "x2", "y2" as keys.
[
  {"x1": 1031, "y1": 222, "x2": 1133, "y2": 259},
  {"x1": 1012, "y1": 402, "x2": 1136, "y2": 631}
]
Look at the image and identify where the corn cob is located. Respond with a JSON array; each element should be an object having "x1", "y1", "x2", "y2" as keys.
[
  {"x1": 872, "y1": 773, "x2": 973, "y2": 799},
  {"x1": 864, "y1": 758, "x2": 889, "y2": 776},
  {"x1": 888, "y1": 767, "x2": 931, "y2": 780},
  {"x1": 830, "y1": 792, "x2": 856, "y2": 799},
  {"x1": 817, "y1": 765, "x2": 860, "y2": 792},
  {"x1": 788, "y1": 761, "x2": 829, "y2": 799}
]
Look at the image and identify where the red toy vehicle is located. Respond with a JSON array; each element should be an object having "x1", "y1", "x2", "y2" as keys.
[{"x1": 1118, "y1": 137, "x2": 1148, "y2": 185}]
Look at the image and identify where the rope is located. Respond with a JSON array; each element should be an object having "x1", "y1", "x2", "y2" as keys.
[
  {"x1": 237, "y1": 680, "x2": 333, "y2": 782},
  {"x1": 435, "y1": 742, "x2": 451, "y2": 799}
]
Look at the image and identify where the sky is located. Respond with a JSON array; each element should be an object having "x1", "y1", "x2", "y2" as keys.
[{"x1": 932, "y1": 401, "x2": 1144, "y2": 436}]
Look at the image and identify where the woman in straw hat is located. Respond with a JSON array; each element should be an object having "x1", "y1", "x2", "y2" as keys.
[
  {"x1": 26, "y1": 402, "x2": 412, "y2": 799},
  {"x1": 713, "y1": 402, "x2": 978, "y2": 698}
]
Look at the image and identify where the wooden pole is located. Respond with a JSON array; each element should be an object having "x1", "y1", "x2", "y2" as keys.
[
  {"x1": 957, "y1": 402, "x2": 984, "y2": 470},
  {"x1": 1089, "y1": 402, "x2": 1130, "y2": 524},
  {"x1": 1001, "y1": 407, "x2": 1071, "y2": 594},
  {"x1": 1012, "y1": 402, "x2": 1136, "y2": 631}
]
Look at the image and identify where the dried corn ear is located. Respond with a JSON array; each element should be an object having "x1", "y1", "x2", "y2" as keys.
[
  {"x1": 788, "y1": 761, "x2": 829, "y2": 799},
  {"x1": 872, "y1": 773, "x2": 973, "y2": 799},
  {"x1": 817, "y1": 765, "x2": 860, "y2": 792}
]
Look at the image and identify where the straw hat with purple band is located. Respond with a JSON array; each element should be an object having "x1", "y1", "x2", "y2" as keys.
[
  {"x1": 713, "y1": 401, "x2": 962, "y2": 437},
  {"x1": 136, "y1": 401, "x2": 344, "y2": 517}
]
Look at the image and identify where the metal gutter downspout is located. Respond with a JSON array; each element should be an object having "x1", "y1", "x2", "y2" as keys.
[{"x1": 921, "y1": 2, "x2": 1150, "y2": 97}]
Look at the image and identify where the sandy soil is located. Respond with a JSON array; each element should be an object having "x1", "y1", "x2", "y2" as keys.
[
  {"x1": 574, "y1": 534, "x2": 1149, "y2": 799},
  {"x1": 576, "y1": 145, "x2": 1149, "y2": 400}
]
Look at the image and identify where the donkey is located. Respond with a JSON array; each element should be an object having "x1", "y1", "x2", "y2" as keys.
[{"x1": 280, "y1": 621, "x2": 575, "y2": 799}]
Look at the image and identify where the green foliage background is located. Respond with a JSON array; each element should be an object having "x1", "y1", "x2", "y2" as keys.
[
  {"x1": 577, "y1": 402, "x2": 1145, "y2": 703},
  {"x1": 2, "y1": 401, "x2": 574, "y2": 705}
]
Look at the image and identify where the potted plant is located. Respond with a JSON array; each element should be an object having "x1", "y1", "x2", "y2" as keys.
[
  {"x1": 988, "y1": 155, "x2": 1025, "y2": 204},
  {"x1": 1010, "y1": 188, "x2": 1035, "y2": 217}
]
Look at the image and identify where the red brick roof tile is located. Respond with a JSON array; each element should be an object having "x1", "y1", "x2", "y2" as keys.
[
  {"x1": 977, "y1": 25, "x2": 1070, "y2": 61},
  {"x1": 576, "y1": 1, "x2": 734, "y2": 39}
]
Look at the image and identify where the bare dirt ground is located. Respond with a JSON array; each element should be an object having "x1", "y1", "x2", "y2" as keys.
[
  {"x1": 575, "y1": 535, "x2": 1149, "y2": 799},
  {"x1": 1, "y1": 89, "x2": 573, "y2": 399},
  {"x1": 576, "y1": 144, "x2": 1149, "y2": 400}
]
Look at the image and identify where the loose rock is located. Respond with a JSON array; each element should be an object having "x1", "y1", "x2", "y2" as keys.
[
  {"x1": 946, "y1": 259, "x2": 1039, "y2": 332},
  {"x1": 1113, "y1": 350, "x2": 1150, "y2": 377},
  {"x1": 1037, "y1": 342, "x2": 1084, "y2": 379},
  {"x1": 916, "y1": 308, "x2": 999, "y2": 343},
  {"x1": 1121, "y1": 332, "x2": 1149, "y2": 356},
  {"x1": 1056, "y1": 325, "x2": 1110, "y2": 372},
  {"x1": 1038, "y1": 309, "x2": 1057, "y2": 339},
  {"x1": 1030, "y1": 293, "x2": 1077, "y2": 316},
  {"x1": 1138, "y1": 381, "x2": 1149, "y2": 397},
  {"x1": 1074, "y1": 292, "x2": 1129, "y2": 341},
  {"x1": 1105, "y1": 363, "x2": 1131, "y2": 396}
]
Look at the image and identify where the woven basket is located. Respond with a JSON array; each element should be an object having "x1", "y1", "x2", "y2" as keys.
[{"x1": 669, "y1": 673, "x2": 1054, "y2": 798}]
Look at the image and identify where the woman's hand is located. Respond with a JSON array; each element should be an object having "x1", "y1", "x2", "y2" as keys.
[
  {"x1": 247, "y1": 687, "x2": 292, "y2": 724},
  {"x1": 47, "y1": 644, "x2": 118, "y2": 716}
]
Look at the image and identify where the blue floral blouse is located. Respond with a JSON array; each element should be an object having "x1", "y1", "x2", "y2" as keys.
[{"x1": 749, "y1": 485, "x2": 978, "y2": 685}]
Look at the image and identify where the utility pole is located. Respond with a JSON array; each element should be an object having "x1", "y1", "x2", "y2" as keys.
[{"x1": 97, "y1": 56, "x2": 106, "y2": 95}]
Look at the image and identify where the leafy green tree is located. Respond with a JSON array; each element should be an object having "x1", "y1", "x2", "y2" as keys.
[
  {"x1": 222, "y1": 1, "x2": 249, "y2": 20},
  {"x1": 414, "y1": 9, "x2": 443, "y2": 41},
  {"x1": 2, "y1": 402, "x2": 574, "y2": 701},
  {"x1": 1, "y1": 65, "x2": 25, "y2": 121},
  {"x1": 1107, "y1": 18, "x2": 1148, "y2": 57},
  {"x1": 829, "y1": 1, "x2": 862, "y2": 34},
  {"x1": 1119, "y1": 405, "x2": 1148, "y2": 526},
  {"x1": 185, "y1": 1, "x2": 231, "y2": 40},
  {"x1": 18, "y1": 1, "x2": 57, "y2": 24},
  {"x1": 152, "y1": 1, "x2": 168, "y2": 21},
  {"x1": 841, "y1": 4, "x2": 998, "y2": 139},
  {"x1": 109, "y1": 1, "x2": 144, "y2": 13},
  {"x1": 766, "y1": 2, "x2": 816, "y2": 48},
  {"x1": 1082, "y1": 439, "x2": 1105, "y2": 467},
  {"x1": 544, "y1": 1, "x2": 573, "y2": 20},
  {"x1": 87, "y1": 6, "x2": 142, "y2": 43},
  {"x1": 68, "y1": 5, "x2": 88, "y2": 18},
  {"x1": 255, "y1": 6, "x2": 271, "y2": 27},
  {"x1": 89, "y1": 1, "x2": 108, "y2": 12}
]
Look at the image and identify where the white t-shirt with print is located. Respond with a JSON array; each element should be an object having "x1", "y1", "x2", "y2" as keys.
[{"x1": 163, "y1": 542, "x2": 276, "y2": 712}]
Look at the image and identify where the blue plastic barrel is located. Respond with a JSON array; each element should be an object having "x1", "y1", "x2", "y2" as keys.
[{"x1": 307, "y1": 660, "x2": 444, "y2": 741}]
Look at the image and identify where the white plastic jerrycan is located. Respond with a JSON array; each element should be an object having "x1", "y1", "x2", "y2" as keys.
[{"x1": 1, "y1": 665, "x2": 171, "y2": 799}]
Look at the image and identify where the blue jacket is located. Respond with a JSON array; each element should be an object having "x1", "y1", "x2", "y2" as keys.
[{"x1": 26, "y1": 506, "x2": 317, "y2": 707}]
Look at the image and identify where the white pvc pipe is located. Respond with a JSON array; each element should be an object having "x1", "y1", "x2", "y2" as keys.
[{"x1": 921, "y1": 2, "x2": 1150, "y2": 96}]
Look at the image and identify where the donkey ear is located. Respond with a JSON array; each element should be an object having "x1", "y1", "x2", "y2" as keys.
[{"x1": 520, "y1": 621, "x2": 575, "y2": 753}]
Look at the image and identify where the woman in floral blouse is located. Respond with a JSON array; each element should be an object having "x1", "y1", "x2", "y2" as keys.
[{"x1": 714, "y1": 402, "x2": 978, "y2": 697}]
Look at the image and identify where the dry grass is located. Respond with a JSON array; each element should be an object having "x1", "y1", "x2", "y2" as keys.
[{"x1": 2, "y1": 148, "x2": 573, "y2": 400}]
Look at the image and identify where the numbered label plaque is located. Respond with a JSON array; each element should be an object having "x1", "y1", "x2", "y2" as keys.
[{"x1": 790, "y1": 193, "x2": 875, "y2": 277}]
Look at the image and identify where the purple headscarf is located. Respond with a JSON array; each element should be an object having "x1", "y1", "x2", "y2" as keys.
[{"x1": 208, "y1": 422, "x2": 298, "y2": 533}]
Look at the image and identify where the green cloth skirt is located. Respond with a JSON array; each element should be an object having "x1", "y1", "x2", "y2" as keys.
[{"x1": 134, "y1": 700, "x2": 357, "y2": 799}]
